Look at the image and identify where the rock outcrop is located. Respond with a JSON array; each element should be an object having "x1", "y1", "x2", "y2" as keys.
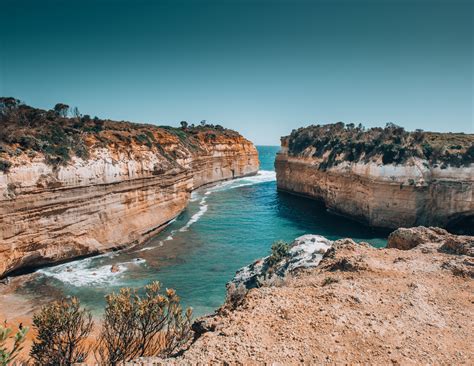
[
  {"x1": 0, "y1": 101, "x2": 259, "y2": 277},
  {"x1": 275, "y1": 123, "x2": 474, "y2": 233},
  {"x1": 388, "y1": 226, "x2": 474, "y2": 256},
  {"x1": 230, "y1": 234, "x2": 332, "y2": 289},
  {"x1": 141, "y1": 227, "x2": 473, "y2": 364}
]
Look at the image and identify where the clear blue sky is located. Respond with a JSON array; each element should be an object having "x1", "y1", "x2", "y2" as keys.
[{"x1": 1, "y1": 0, "x2": 472, "y2": 145}]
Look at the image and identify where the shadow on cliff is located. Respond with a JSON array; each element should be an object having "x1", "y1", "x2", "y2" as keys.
[
  {"x1": 275, "y1": 190, "x2": 390, "y2": 246},
  {"x1": 446, "y1": 213, "x2": 474, "y2": 236}
]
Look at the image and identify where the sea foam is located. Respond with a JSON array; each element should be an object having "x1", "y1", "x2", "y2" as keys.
[
  {"x1": 142, "y1": 170, "x2": 275, "y2": 247},
  {"x1": 38, "y1": 257, "x2": 146, "y2": 287},
  {"x1": 179, "y1": 196, "x2": 208, "y2": 232},
  {"x1": 207, "y1": 170, "x2": 276, "y2": 193}
]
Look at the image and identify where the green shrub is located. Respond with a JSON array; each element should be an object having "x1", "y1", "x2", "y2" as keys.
[
  {"x1": 322, "y1": 276, "x2": 340, "y2": 286},
  {"x1": 74, "y1": 143, "x2": 90, "y2": 160},
  {"x1": 169, "y1": 128, "x2": 187, "y2": 140},
  {"x1": 266, "y1": 240, "x2": 290, "y2": 267},
  {"x1": 463, "y1": 144, "x2": 474, "y2": 165},
  {"x1": 17, "y1": 135, "x2": 37, "y2": 149},
  {"x1": 0, "y1": 160, "x2": 12, "y2": 173},
  {"x1": 0, "y1": 323, "x2": 28, "y2": 365},
  {"x1": 134, "y1": 134, "x2": 153, "y2": 148},
  {"x1": 422, "y1": 143, "x2": 433, "y2": 159},
  {"x1": 96, "y1": 281, "x2": 192, "y2": 365},
  {"x1": 30, "y1": 297, "x2": 93, "y2": 366}
]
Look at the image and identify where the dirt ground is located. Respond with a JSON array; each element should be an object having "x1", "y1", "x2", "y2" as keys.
[{"x1": 141, "y1": 235, "x2": 473, "y2": 365}]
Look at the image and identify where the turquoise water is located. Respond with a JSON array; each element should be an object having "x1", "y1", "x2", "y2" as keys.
[{"x1": 20, "y1": 146, "x2": 387, "y2": 316}]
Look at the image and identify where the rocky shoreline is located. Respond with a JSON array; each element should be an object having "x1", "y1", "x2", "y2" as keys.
[{"x1": 138, "y1": 226, "x2": 473, "y2": 364}]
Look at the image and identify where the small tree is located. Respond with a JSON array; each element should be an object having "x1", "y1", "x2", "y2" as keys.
[
  {"x1": 0, "y1": 97, "x2": 21, "y2": 116},
  {"x1": 30, "y1": 297, "x2": 93, "y2": 366},
  {"x1": 53, "y1": 103, "x2": 69, "y2": 118},
  {"x1": 72, "y1": 106, "x2": 81, "y2": 120},
  {"x1": 180, "y1": 121, "x2": 188, "y2": 129},
  {"x1": 96, "y1": 281, "x2": 192, "y2": 365},
  {"x1": 0, "y1": 323, "x2": 28, "y2": 365}
]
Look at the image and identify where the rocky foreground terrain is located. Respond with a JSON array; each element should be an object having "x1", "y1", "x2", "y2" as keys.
[
  {"x1": 137, "y1": 227, "x2": 473, "y2": 365},
  {"x1": 276, "y1": 123, "x2": 474, "y2": 233},
  {"x1": 0, "y1": 98, "x2": 258, "y2": 277}
]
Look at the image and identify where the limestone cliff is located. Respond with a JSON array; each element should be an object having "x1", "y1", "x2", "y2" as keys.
[
  {"x1": 0, "y1": 99, "x2": 259, "y2": 277},
  {"x1": 275, "y1": 123, "x2": 474, "y2": 233}
]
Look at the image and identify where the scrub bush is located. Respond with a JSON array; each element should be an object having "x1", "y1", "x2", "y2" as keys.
[
  {"x1": 30, "y1": 297, "x2": 93, "y2": 366},
  {"x1": 266, "y1": 240, "x2": 290, "y2": 268},
  {"x1": 96, "y1": 281, "x2": 192, "y2": 365},
  {"x1": 0, "y1": 323, "x2": 28, "y2": 365},
  {"x1": 0, "y1": 160, "x2": 12, "y2": 173}
]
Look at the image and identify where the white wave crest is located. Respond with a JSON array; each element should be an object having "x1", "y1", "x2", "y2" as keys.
[
  {"x1": 38, "y1": 258, "x2": 146, "y2": 287},
  {"x1": 179, "y1": 197, "x2": 208, "y2": 232},
  {"x1": 207, "y1": 170, "x2": 276, "y2": 193},
  {"x1": 144, "y1": 170, "x2": 275, "y2": 246}
]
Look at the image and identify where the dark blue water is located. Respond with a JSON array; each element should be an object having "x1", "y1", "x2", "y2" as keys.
[{"x1": 21, "y1": 146, "x2": 387, "y2": 316}]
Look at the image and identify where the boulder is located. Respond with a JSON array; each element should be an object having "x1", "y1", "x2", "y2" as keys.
[
  {"x1": 388, "y1": 226, "x2": 474, "y2": 257},
  {"x1": 110, "y1": 264, "x2": 120, "y2": 273}
]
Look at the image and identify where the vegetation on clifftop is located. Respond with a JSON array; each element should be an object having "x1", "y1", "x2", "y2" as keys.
[
  {"x1": 287, "y1": 122, "x2": 474, "y2": 170},
  {"x1": 0, "y1": 97, "x2": 241, "y2": 171}
]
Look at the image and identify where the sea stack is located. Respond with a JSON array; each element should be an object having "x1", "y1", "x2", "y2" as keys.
[{"x1": 275, "y1": 123, "x2": 474, "y2": 233}]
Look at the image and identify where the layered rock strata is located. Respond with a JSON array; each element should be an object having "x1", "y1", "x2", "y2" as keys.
[
  {"x1": 275, "y1": 124, "x2": 474, "y2": 232},
  {"x1": 0, "y1": 127, "x2": 259, "y2": 278}
]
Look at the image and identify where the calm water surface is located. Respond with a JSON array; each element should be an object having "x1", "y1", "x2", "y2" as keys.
[{"x1": 19, "y1": 146, "x2": 387, "y2": 316}]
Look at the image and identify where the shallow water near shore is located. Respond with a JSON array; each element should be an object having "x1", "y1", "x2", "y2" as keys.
[{"x1": 15, "y1": 146, "x2": 387, "y2": 317}]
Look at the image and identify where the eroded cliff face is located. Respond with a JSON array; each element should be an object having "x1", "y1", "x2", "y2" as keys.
[
  {"x1": 275, "y1": 124, "x2": 474, "y2": 232},
  {"x1": 0, "y1": 128, "x2": 259, "y2": 278}
]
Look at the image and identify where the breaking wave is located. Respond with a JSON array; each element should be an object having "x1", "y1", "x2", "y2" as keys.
[
  {"x1": 139, "y1": 170, "x2": 276, "y2": 249},
  {"x1": 38, "y1": 257, "x2": 146, "y2": 287}
]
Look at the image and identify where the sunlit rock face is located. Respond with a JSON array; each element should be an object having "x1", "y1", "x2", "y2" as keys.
[
  {"x1": 230, "y1": 234, "x2": 332, "y2": 290},
  {"x1": 0, "y1": 129, "x2": 259, "y2": 278},
  {"x1": 275, "y1": 124, "x2": 474, "y2": 232}
]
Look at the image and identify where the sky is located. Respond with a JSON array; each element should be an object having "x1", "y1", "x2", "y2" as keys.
[{"x1": 1, "y1": 0, "x2": 472, "y2": 145}]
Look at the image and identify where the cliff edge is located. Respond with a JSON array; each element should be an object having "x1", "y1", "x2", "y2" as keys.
[
  {"x1": 0, "y1": 98, "x2": 259, "y2": 277},
  {"x1": 141, "y1": 227, "x2": 473, "y2": 365},
  {"x1": 275, "y1": 123, "x2": 474, "y2": 233}
]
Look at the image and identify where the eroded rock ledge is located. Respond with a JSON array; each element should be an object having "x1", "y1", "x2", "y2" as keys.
[
  {"x1": 0, "y1": 105, "x2": 259, "y2": 277},
  {"x1": 142, "y1": 227, "x2": 473, "y2": 365},
  {"x1": 275, "y1": 123, "x2": 474, "y2": 232}
]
